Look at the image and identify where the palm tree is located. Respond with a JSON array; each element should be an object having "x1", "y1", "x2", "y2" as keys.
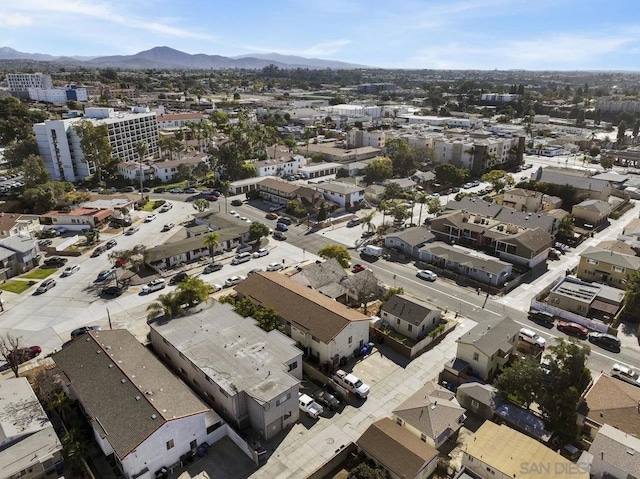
[
  {"x1": 222, "y1": 180, "x2": 231, "y2": 213},
  {"x1": 416, "y1": 193, "x2": 427, "y2": 226},
  {"x1": 135, "y1": 141, "x2": 147, "y2": 202},
  {"x1": 378, "y1": 200, "x2": 389, "y2": 226},
  {"x1": 203, "y1": 232, "x2": 220, "y2": 261},
  {"x1": 361, "y1": 211, "x2": 376, "y2": 234},
  {"x1": 48, "y1": 391, "x2": 73, "y2": 423},
  {"x1": 146, "y1": 293, "x2": 183, "y2": 322},
  {"x1": 62, "y1": 427, "x2": 95, "y2": 476}
]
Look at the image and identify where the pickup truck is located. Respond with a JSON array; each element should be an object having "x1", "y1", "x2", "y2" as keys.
[
  {"x1": 333, "y1": 370, "x2": 370, "y2": 399},
  {"x1": 299, "y1": 393, "x2": 324, "y2": 419}
]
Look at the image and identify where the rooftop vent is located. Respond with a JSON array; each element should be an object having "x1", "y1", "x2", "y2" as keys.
[
  {"x1": 135, "y1": 396, "x2": 141, "y2": 401},
  {"x1": 121, "y1": 379, "x2": 126, "y2": 384},
  {"x1": 145, "y1": 390, "x2": 153, "y2": 396},
  {"x1": 151, "y1": 414, "x2": 157, "y2": 420}
]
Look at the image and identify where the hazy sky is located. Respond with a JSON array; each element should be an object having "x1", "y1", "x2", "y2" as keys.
[{"x1": 2, "y1": 0, "x2": 639, "y2": 70}]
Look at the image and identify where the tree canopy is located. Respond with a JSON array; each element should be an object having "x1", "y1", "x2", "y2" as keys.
[
  {"x1": 22, "y1": 155, "x2": 50, "y2": 189},
  {"x1": 481, "y1": 169, "x2": 515, "y2": 193},
  {"x1": 435, "y1": 163, "x2": 470, "y2": 186},
  {"x1": 318, "y1": 244, "x2": 351, "y2": 268},
  {"x1": 75, "y1": 121, "x2": 113, "y2": 184},
  {"x1": 0, "y1": 97, "x2": 47, "y2": 145},
  {"x1": 249, "y1": 222, "x2": 270, "y2": 242},
  {"x1": 364, "y1": 156, "x2": 393, "y2": 184}
]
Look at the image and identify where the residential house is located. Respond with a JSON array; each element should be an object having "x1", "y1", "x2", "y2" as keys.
[
  {"x1": 380, "y1": 294, "x2": 442, "y2": 342},
  {"x1": 39, "y1": 208, "x2": 112, "y2": 230},
  {"x1": 313, "y1": 182, "x2": 366, "y2": 208},
  {"x1": 456, "y1": 382, "x2": 498, "y2": 420},
  {"x1": 341, "y1": 269, "x2": 384, "y2": 309},
  {"x1": 385, "y1": 227, "x2": 436, "y2": 258},
  {"x1": 147, "y1": 213, "x2": 250, "y2": 269},
  {"x1": 500, "y1": 188, "x2": 544, "y2": 212},
  {"x1": 151, "y1": 153, "x2": 208, "y2": 183},
  {"x1": 419, "y1": 242, "x2": 513, "y2": 287},
  {"x1": 410, "y1": 170, "x2": 436, "y2": 184},
  {"x1": 454, "y1": 316, "x2": 520, "y2": 381},
  {"x1": 290, "y1": 258, "x2": 348, "y2": 300},
  {"x1": 462, "y1": 422, "x2": 588, "y2": 479},
  {"x1": 117, "y1": 161, "x2": 153, "y2": 182},
  {"x1": 577, "y1": 245, "x2": 640, "y2": 289},
  {"x1": 252, "y1": 154, "x2": 305, "y2": 178},
  {"x1": 0, "y1": 213, "x2": 39, "y2": 238},
  {"x1": 150, "y1": 303, "x2": 302, "y2": 440},
  {"x1": 547, "y1": 276, "x2": 624, "y2": 321},
  {"x1": 257, "y1": 177, "x2": 301, "y2": 205},
  {"x1": 571, "y1": 199, "x2": 612, "y2": 227},
  {"x1": 81, "y1": 197, "x2": 137, "y2": 213},
  {"x1": 532, "y1": 168, "x2": 613, "y2": 200},
  {"x1": 0, "y1": 235, "x2": 41, "y2": 280},
  {"x1": 53, "y1": 330, "x2": 226, "y2": 479},
  {"x1": 356, "y1": 418, "x2": 438, "y2": 479},
  {"x1": 542, "y1": 195, "x2": 564, "y2": 210},
  {"x1": 234, "y1": 272, "x2": 370, "y2": 365},
  {"x1": 0, "y1": 378, "x2": 63, "y2": 479},
  {"x1": 588, "y1": 424, "x2": 640, "y2": 479},
  {"x1": 364, "y1": 184, "x2": 386, "y2": 204},
  {"x1": 577, "y1": 375, "x2": 640, "y2": 439},
  {"x1": 393, "y1": 382, "x2": 466, "y2": 449},
  {"x1": 156, "y1": 112, "x2": 203, "y2": 129},
  {"x1": 597, "y1": 239, "x2": 637, "y2": 256},
  {"x1": 383, "y1": 177, "x2": 417, "y2": 192}
]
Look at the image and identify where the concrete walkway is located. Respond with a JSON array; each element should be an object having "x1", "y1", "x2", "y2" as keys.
[{"x1": 250, "y1": 316, "x2": 476, "y2": 479}]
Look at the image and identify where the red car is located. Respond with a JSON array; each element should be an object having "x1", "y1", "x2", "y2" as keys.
[
  {"x1": 557, "y1": 321, "x2": 589, "y2": 338},
  {"x1": 6, "y1": 345, "x2": 42, "y2": 366},
  {"x1": 352, "y1": 264, "x2": 366, "y2": 273}
]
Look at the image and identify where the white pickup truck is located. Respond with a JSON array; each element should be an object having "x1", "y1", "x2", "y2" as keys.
[
  {"x1": 299, "y1": 393, "x2": 324, "y2": 419},
  {"x1": 333, "y1": 370, "x2": 370, "y2": 399}
]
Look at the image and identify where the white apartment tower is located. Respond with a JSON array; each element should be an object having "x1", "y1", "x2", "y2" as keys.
[
  {"x1": 34, "y1": 107, "x2": 159, "y2": 182},
  {"x1": 7, "y1": 73, "x2": 53, "y2": 96}
]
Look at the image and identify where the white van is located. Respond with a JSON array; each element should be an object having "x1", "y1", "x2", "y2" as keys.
[
  {"x1": 519, "y1": 328, "x2": 546, "y2": 348},
  {"x1": 231, "y1": 252, "x2": 252, "y2": 265}
]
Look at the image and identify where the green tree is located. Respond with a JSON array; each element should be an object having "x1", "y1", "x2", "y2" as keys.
[
  {"x1": 335, "y1": 167, "x2": 349, "y2": 178},
  {"x1": 435, "y1": 163, "x2": 470, "y2": 186},
  {"x1": 347, "y1": 462, "x2": 385, "y2": 479},
  {"x1": 239, "y1": 163, "x2": 257, "y2": 179},
  {"x1": 426, "y1": 197, "x2": 442, "y2": 216},
  {"x1": 175, "y1": 277, "x2": 210, "y2": 307},
  {"x1": 600, "y1": 157, "x2": 613, "y2": 170},
  {"x1": 23, "y1": 185, "x2": 57, "y2": 213},
  {"x1": 385, "y1": 138, "x2": 417, "y2": 176},
  {"x1": 494, "y1": 357, "x2": 543, "y2": 409},
  {"x1": 382, "y1": 182, "x2": 404, "y2": 200},
  {"x1": 390, "y1": 203, "x2": 410, "y2": 224},
  {"x1": 588, "y1": 146, "x2": 601, "y2": 157},
  {"x1": 364, "y1": 156, "x2": 393, "y2": 183},
  {"x1": 361, "y1": 211, "x2": 376, "y2": 234},
  {"x1": 135, "y1": 140, "x2": 147, "y2": 194},
  {"x1": 203, "y1": 232, "x2": 220, "y2": 261},
  {"x1": 624, "y1": 270, "x2": 640, "y2": 321},
  {"x1": 62, "y1": 427, "x2": 95, "y2": 476},
  {"x1": 557, "y1": 215, "x2": 575, "y2": 241},
  {"x1": 481, "y1": 169, "x2": 515, "y2": 193},
  {"x1": 75, "y1": 121, "x2": 113, "y2": 184},
  {"x1": 0, "y1": 97, "x2": 47, "y2": 144},
  {"x1": 318, "y1": 244, "x2": 351, "y2": 268},
  {"x1": 3, "y1": 136, "x2": 40, "y2": 168},
  {"x1": 633, "y1": 120, "x2": 640, "y2": 139},
  {"x1": 254, "y1": 307, "x2": 284, "y2": 332},
  {"x1": 617, "y1": 120, "x2": 627, "y2": 146},
  {"x1": 48, "y1": 391, "x2": 74, "y2": 423},
  {"x1": 192, "y1": 198, "x2": 210, "y2": 212},
  {"x1": 146, "y1": 293, "x2": 183, "y2": 321},
  {"x1": 317, "y1": 202, "x2": 328, "y2": 222},
  {"x1": 22, "y1": 154, "x2": 50, "y2": 189},
  {"x1": 249, "y1": 221, "x2": 270, "y2": 242}
]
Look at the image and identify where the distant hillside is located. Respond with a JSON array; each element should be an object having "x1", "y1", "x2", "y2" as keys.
[{"x1": 0, "y1": 46, "x2": 367, "y2": 70}]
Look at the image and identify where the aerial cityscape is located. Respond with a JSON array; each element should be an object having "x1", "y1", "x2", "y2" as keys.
[{"x1": 1, "y1": 2, "x2": 640, "y2": 479}]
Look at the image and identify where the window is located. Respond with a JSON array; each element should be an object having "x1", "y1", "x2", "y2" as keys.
[
  {"x1": 473, "y1": 352, "x2": 479, "y2": 361},
  {"x1": 288, "y1": 361, "x2": 297, "y2": 372},
  {"x1": 612, "y1": 265, "x2": 625, "y2": 273},
  {"x1": 283, "y1": 411, "x2": 292, "y2": 420},
  {"x1": 408, "y1": 324, "x2": 413, "y2": 332},
  {"x1": 421, "y1": 433, "x2": 427, "y2": 442},
  {"x1": 396, "y1": 318, "x2": 400, "y2": 325},
  {"x1": 586, "y1": 258, "x2": 598, "y2": 265},
  {"x1": 206, "y1": 423, "x2": 221, "y2": 434},
  {"x1": 471, "y1": 399, "x2": 480, "y2": 409},
  {"x1": 348, "y1": 336, "x2": 353, "y2": 345},
  {"x1": 396, "y1": 417, "x2": 402, "y2": 426},
  {"x1": 166, "y1": 439, "x2": 174, "y2": 450}
]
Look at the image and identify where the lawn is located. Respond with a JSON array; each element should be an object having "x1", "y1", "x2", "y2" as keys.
[
  {"x1": 21, "y1": 268, "x2": 57, "y2": 280},
  {"x1": 0, "y1": 280, "x2": 34, "y2": 294}
]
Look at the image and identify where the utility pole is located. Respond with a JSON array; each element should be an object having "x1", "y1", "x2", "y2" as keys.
[{"x1": 107, "y1": 307, "x2": 113, "y2": 330}]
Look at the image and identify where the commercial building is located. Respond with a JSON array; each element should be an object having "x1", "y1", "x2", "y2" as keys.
[
  {"x1": 6, "y1": 73, "x2": 52, "y2": 97},
  {"x1": 34, "y1": 107, "x2": 159, "y2": 182},
  {"x1": 347, "y1": 129, "x2": 386, "y2": 149},
  {"x1": 28, "y1": 86, "x2": 88, "y2": 103}
]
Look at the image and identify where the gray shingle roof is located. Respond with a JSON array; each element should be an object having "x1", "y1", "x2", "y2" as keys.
[
  {"x1": 535, "y1": 170, "x2": 610, "y2": 192},
  {"x1": 446, "y1": 197, "x2": 503, "y2": 217},
  {"x1": 419, "y1": 242, "x2": 511, "y2": 275},
  {"x1": 579, "y1": 245, "x2": 640, "y2": 270},
  {"x1": 381, "y1": 294, "x2": 438, "y2": 326},
  {"x1": 589, "y1": 424, "x2": 640, "y2": 477},
  {"x1": 292, "y1": 258, "x2": 347, "y2": 290},
  {"x1": 385, "y1": 227, "x2": 435, "y2": 247},
  {"x1": 573, "y1": 199, "x2": 611, "y2": 212},
  {"x1": 53, "y1": 330, "x2": 212, "y2": 459},
  {"x1": 494, "y1": 209, "x2": 557, "y2": 233},
  {"x1": 456, "y1": 316, "x2": 520, "y2": 356}
]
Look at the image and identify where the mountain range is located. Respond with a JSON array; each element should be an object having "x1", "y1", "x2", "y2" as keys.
[{"x1": 0, "y1": 46, "x2": 367, "y2": 70}]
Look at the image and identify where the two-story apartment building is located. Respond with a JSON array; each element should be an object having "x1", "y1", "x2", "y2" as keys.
[
  {"x1": 0, "y1": 213, "x2": 40, "y2": 238},
  {"x1": 500, "y1": 188, "x2": 544, "y2": 212},
  {"x1": 151, "y1": 153, "x2": 208, "y2": 183},
  {"x1": 577, "y1": 245, "x2": 640, "y2": 288},
  {"x1": 313, "y1": 182, "x2": 366, "y2": 208},
  {"x1": 588, "y1": 424, "x2": 640, "y2": 479},
  {"x1": 547, "y1": 276, "x2": 625, "y2": 321},
  {"x1": 532, "y1": 168, "x2": 613, "y2": 201},
  {"x1": 0, "y1": 234, "x2": 43, "y2": 280},
  {"x1": 235, "y1": 272, "x2": 370, "y2": 365},
  {"x1": 117, "y1": 161, "x2": 153, "y2": 182},
  {"x1": 379, "y1": 294, "x2": 442, "y2": 342},
  {"x1": 571, "y1": 199, "x2": 612, "y2": 227},
  {"x1": 53, "y1": 330, "x2": 226, "y2": 479},
  {"x1": 39, "y1": 208, "x2": 112, "y2": 231},
  {"x1": 150, "y1": 303, "x2": 302, "y2": 441},
  {"x1": 156, "y1": 112, "x2": 203, "y2": 129},
  {"x1": 252, "y1": 155, "x2": 305, "y2": 178},
  {"x1": 257, "y1": 177, "x2": 301, "y2": 205}
]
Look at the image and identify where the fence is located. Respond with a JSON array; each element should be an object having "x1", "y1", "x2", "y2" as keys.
[
  {"x1": 371, "y1": 320, "x2": 458, "y2": 359},
  {"x1": 225, "y1": 424, "x2": 259, "y2": 464},
  {"x1": 306, "y1": 442, "x2": 357, "y2": 479}
]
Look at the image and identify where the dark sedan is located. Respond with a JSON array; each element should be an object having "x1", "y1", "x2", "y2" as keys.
[{"x1": 313, "y1": 390, "x2": 340, "y2": 411}]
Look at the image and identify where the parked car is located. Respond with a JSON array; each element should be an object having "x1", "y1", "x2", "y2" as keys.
[
  {"x1": 61, "y1": 265, "x2": 80, "y2": 277},
  {"x1": 273, "y1": 231, "x2": 287, "y2": 241},
  {"x1": 70, "y1": 325, "x2": 100, "y2": 339},
  {"x1": 162, "y1": 223, "x2": 175, "y2": 232},
  {"x1": 247, "y1": 268, "x2": 264, "y2": 275},
  {"x1": 266, "y1": 262, "x2": 284, "y2": 272},
  {"x1": 7, "y1": 345, "x2": 42, "y2": 365},
  {"x1": 105, "y1": 239, "x2": 117, "y2": 249},
  {"x1": 203, "y1": 263, "x2": 223, "y2": 274},
  {"x1": 275, "y1": 222, "x2": 289, "y2": 232},
  {"x1": 35, "y1": 278, "x2": 56, "y2": 294},
  {"x1": 313, "y1": 389, "x2": 340, "y2": 411},
  {"x1": 416, "y1": 269, "x2": 437, "y2": 281},
  {"x1": 269, "y1": 205, "x2": 284, "y2": 212},
  {"x1": 125, "y1": 226, "x2": 139, "y2": 235},
  {"x1": 205, "y1": 195, "x2": 219, "y2": 201},
  {"x1": 184, "y1": 188, "x2": 198, "y2": 194},
  {"x1": 37, "y1": 239, "x2": 52, "y2": 248},
  {"x1": 528, "y1": 310, "x2": 555, "y2": 326},
  {"x1": 347, "y1": 218, "x2": 361, "y2": 227},
  {"x1": 141, "y1": 279, "x2": 166, "y2": 294},
  {"x1": 211, "y1": 284, "x2": 223, "y2": 293},
  {"x1": 169, "y1": 272, "x2": 188, "y2": 285},
  {"x1": 277, "y1": 216, "x2": 293, "y2": 225},
  {"x1": 160, "y1": 202, "x2": 173, "y2": 212},
  {"x1": 299, "y1": 393, "x2": 324, "y2": 419},
  {"x1": 519, "y1": 328, "x2": 546, "y2": 348},
  {"x1": 101, "y1": 285, "x2": 125, "y2": 298},
  {"x1": 96, "y1": 269, "x2": 116, "y2": 282},
  {"x1": 252, "y1": 248, "x2": 269, "y2": 258},
  {"x1": 43, "y1": 256, "x2": 68, "y2": 266},
  {"x1": 588, "y1": 332, "x2": 621, "y2": 351},
  {"x1": 352, "y1": 264, "x2": 366, "y2": 273},
  {"x1": 266, "y1": 212, "x2": 279, "y2": 220},
  {"x1": 144, "y1": 214, "x2": 157, "y2": 222},
  {"x1": 231, "y1": 199, "x2": 243, "y2": 206},
  {"x1": 91, "y1": 246, "x2": 106, "y2": 257},
  {"x1": 611, "y1": 363, "x2": 640, "y2": 387},
  {"x1": 224, "y1": 275, "x2": 246, "y2": 287},
  {"x1": 361, "y1": 230, "x2": 375, "y2": 238},
  {"x1": 556, "y1": 321, "x2": 589, "y2": 338}
]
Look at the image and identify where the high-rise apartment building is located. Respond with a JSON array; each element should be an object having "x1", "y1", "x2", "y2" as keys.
[
  {"x1": 6, "y1": 73, "x2": 53, "y2": 97},
  {"x1": 34, "y1": 107, "x2": 159, "y2": 182}
]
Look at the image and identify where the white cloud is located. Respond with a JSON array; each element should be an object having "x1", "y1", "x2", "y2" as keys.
[
  {"x1": 0, "y1": 13, "x2": 32, "y2": 27},
  {"x1": 241, "y1": 39, "x2": 351, "y2": 58}
]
